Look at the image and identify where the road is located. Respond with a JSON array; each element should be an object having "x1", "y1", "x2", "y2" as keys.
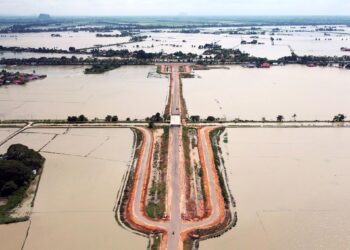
[
  {"x1": 182, "y1": 127, "x2": 226, "y2": 231},
  {"x1": 166, "y1": 126, "x2": 182, "y2": 250},
  {"x1": 129, "y1": 127, "x2": 167, "y2": 229},
  {"x1": 170, "y1": 66, "x2": 180, "y2": 115},
  {"x1": 166, "y1": 65, "x2": 183, "y2": 250},
  {"x1": 127, "y1": 64, "x2": 226, "y2": 250}
]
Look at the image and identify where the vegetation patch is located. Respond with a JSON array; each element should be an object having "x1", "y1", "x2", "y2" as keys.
[
  {"x1": 145, "y1": 127, "x2": 169, "y2": 220},
  {"x1": 210, "y1": 128, "x2": 229, "y2": 203},
  {"x1": 0, "y1": 144, "x2": 45, "y2": 224},
  {"x1": 84, "y1": 64, "x2": 121, "y2": 74},
  {"x1": 183, "y1": 127, "x2": 206, "y2": 219},
  {"x1": 149, "y1": 234, "x2": 162, "y2": 250},
  {"x1": 189, "y1": 127, "x2": 237, "y2": 242}
]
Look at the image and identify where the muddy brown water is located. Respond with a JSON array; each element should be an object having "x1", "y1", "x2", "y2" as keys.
[
  {"x1": 0, "y1": 222, "x2": 30, "y2": 250},
  {"x1": 0, "y1": 32, "x2": 129, "y2": 50},
  {"x1": 183, "y1": 65, "x2": 350, "y2": 121},
  {"x1": 0, "y1": 128, "x2": 18, "y2": 142},
  {"x1": 0, "y1": 65, "x2": 168, "y2": 120},
  {"x1": 0, "y1": 128, "x2": 147, "y2": 250},
  {"x1": 201, "y1": 127, "x2": 350, "y2": 250}
]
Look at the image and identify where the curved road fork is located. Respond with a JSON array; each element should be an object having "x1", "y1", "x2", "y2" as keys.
[
  {"x1": 126, "y1": 127, "x2": 169, "y2": 246},
  {"x1": 181, "y1": 126, "x2": 226, "y2": 233}
]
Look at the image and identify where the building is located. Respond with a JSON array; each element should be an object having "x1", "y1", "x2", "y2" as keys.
[
  {"x1": 260, "y1": 62, "x2": 271, "y2": 68},
  {"x1": 170, "y1": 115, "x2": 181, "y2": 127}
]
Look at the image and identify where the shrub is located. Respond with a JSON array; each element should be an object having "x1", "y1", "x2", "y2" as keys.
[
  {"x1": 6, "y1": 144, "x2": 45, "y2": 170},
  {"x1": 207, "y1": 116, "x2": 216, "y2": 122},
  {"x1": 0, "y1": 160, "x2": 32, "y2": 187},
  {"x1": 0, "y1": 181, "x2": 18, "y2": 196}
]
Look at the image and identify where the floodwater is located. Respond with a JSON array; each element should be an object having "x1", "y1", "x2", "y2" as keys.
[
  {"x1": 183, "y1": 65, "x2": 350, "y2": 121},
  {"x1": 118, "y1": 25, "x2": 350, "y2": 59},
  {"x1": 0, "y1": 127, "x2": 17, "y2": 142},
  {"x1": 0, "y1": 32, "x2": 130, "y2": 50},
  {"x1": 0, "y1": 65, "x2": 168, "y2": 120},
  {"x1": 0, "y1": 131, "x2": 55, "y2": 153},
  {"x1": 0, "y1": 222, "x2": 30, "y2": 250},
  {"x1": 2, "y1": 25, "x2": 349, "y2": 59},
  {"x1": 0, "y1": 51, "x2": 92, "y2": 59},
  {"x1": 0, "y1": 128, "x2": 147, "y2": 250},
  {"x1": 201, "y1": 127, "x2": 350, "y2": 250}
]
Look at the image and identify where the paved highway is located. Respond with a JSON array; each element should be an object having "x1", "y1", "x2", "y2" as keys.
[{"x1": 128, "y1": 65, "x2": 226, "y2": 250}]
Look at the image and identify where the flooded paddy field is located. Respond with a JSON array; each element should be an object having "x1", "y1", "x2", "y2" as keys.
[
  {"x1": 118, "y1": 25, "x2": 350, "y2": 58},
  {"x1": 0, "y1": 222, "x2": 30, "y2": 250},
  {"x1": 184, "y1": 65, "x2": 350, "y2": 121},
  {"x1": 201, "y1": 127, "x2": 350, "y2": 250},
  {"x1": 0, "y1": 32, "x2": 130, "y2": 50},
  {"x1": 0, "y1": 128, "x2": 147, "y2": 250},
  {"x1": 0, "y1": 65, "x2": 168, "y2": 120},
  {"x1": 0, "y1": 127, "x2": 17, "y2": 142},
  {"x1": 1, "y1": 25, "x2": 349, "y2": 59},
  {"x1": 0, "y1": 51, "x2": 92, "y2": 59}
]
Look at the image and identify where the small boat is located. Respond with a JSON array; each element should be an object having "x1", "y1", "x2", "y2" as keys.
[{"x1": 341, "y1": 47, "x2": 350, "y2": 52}]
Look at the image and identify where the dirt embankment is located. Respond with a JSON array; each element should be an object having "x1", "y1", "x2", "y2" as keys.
[
  {"x1": 145, "y1": 127, "x2": 169, "y2": 221},
  {"x1": 117, "y1": 128, "x2": 167, "y2": 248},
  {"x1": 182, "y1": 127, "x2": 206, "y2": 221},
  {"x1": 182, "y1": 127, "x2": 237, "y2": 248}
]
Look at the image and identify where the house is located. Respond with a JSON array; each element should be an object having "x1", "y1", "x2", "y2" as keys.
[
  {"x1": 260, "y1": 62, "x2": 271, "y2": 68},
  {"x1": 170, "y1": 115, "x2": 181, "y2": 127}
]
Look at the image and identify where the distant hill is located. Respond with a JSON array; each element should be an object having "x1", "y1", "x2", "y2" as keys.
[{"x1": 38, "y1": 13, "x2": 51, "y2": 20}]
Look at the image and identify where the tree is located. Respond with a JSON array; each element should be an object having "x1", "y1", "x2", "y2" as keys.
[
  {"x1": 69, "y1": 47, "x2": 76, "y2": 52},
  {"x1": 0, "y1": 181, "x2": 18, "y2": 196},
  {"x1": 67, "y1": 116, "x2": 78, "y2": 123},
  {"x1": 150, "y1": 112, "x2": 163, "y2": 122},
  {"x1": 292, "y1": 114, "x2": 297, "y2": 121},
  {"x1": 78, "y1": 115, "x2": 88, "y2": 123},
  {"x1": 0, "y1": 160, "x2": 32, "y2": 187},
  {"x1": 6, "y1": 144, "x2": 45, "y2": 170},
  {"x1": 112, "y1": 116, "x2": 118, "y2": 122},
  {"x1": 207, "y1": 116, "x2": 216, "y2": 122},
  {"x1": 190, "y1": 116, "x2": 200, "y2": 122},
  {"x1": 148, "y1": 121, "x2": 155, "y2": 129},
  {"x1": 277, "y1": 115, "x2": 284, "y2": 122},
  {"x1": 105, "y1": 115, "x2": 112, "y2": 122},
  {"x1": 333, "y1": 114, "x2": 346, "y2": 122}
]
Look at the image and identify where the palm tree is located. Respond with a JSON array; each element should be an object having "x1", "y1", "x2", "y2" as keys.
[{"x1": 292, "y1": 114, "x2": 297, "y2": 122}]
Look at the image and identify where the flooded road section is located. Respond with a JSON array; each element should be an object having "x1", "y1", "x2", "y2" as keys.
[
  {"x1": 183, "y1": 65, "x2": 350, "y2": 121},
  {"x1": 201, "y1": 128, "x2": 350, "y2": 250},
  {"x1": 0, "y1": 65, "x2": 168, "y2": 120},
  {"x1": 0, "y1": 128, "x2": 147, "y2": 250}
]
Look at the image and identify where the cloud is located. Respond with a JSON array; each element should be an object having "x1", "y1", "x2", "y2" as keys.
[{"x1": 0, "y1": 0, "x2": 349, "y2": 16}]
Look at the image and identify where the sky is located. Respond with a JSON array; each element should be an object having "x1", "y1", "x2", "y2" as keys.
[{"x1": 0, "y1": 0, "x2": 350, "y2": 16}]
